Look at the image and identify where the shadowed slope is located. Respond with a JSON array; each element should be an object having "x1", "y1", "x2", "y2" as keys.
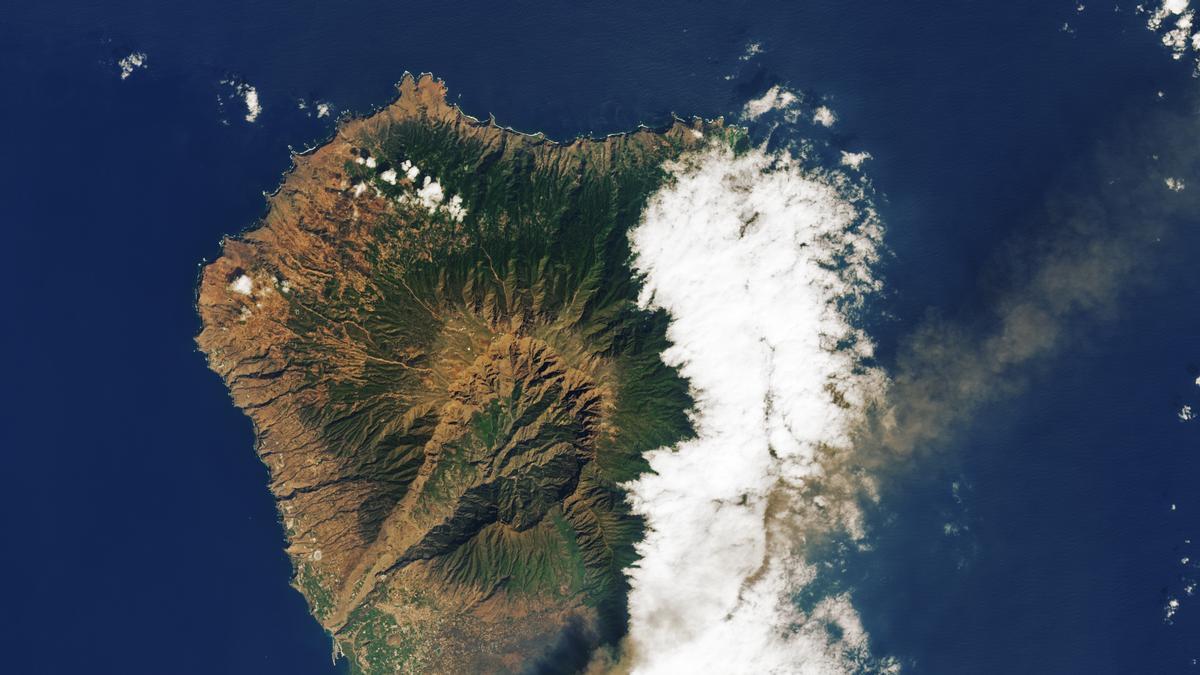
[{"x1": 196, "y1": 74, "x2": 719, "y2": 673}]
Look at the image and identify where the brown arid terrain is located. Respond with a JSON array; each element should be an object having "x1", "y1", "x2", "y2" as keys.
[{"x1": 196, "y1": 73, "x2": 726, "y2": 673}]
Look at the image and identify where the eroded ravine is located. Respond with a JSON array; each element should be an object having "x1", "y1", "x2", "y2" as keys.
[{"x1": 196, "y1": 73, "x2": 725, "y2": 673}]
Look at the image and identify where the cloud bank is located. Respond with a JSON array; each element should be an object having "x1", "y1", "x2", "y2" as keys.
[
  {"x1": 618, "y1": 94, "x2": 1200, "y2": 674},
  {"x1": 622, "y1": 142, "x2": 892, "y2": 674}
]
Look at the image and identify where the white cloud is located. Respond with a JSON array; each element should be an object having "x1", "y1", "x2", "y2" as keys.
[
  {"x1": 229, "y1": 274, "x2": 253, "y2": 295},
  {"x1": 298, "y1": 99, "x2": 333, "y2": 119},
  {"x1": 117, "y1": 52, "x2": 147, "y2": 80},
  {"x1": 379, "y1": 168, "x2": 398, "y2": 185},
  {"x1": 1144, "y1": 1, "x2": 1200, "y2": 71},
  {"x1": 445, "y1": 194, "x2": 467, "y2": 222},
  {"x1": 416, "y1": 175, "x2": 445, "y2": 209},
  {"x1": 812, "y1": 106, "x2": 838, "y2": 128},
  {"x1": 840, "y1": 150, "x2": 872, "y2": 169},
  {"x1": 1166, "y1": 176, "x2": 1186, "y2": 191},
  {"x1": 219, "y1": 79, "x2": 263, "y2": 123},
  {"x1": 1180, "y1": 404, "x2": 1196, "y2": 421},
  {"x1": 1161, "y1": 11, "x2": 1195, "y2": 58},
  {"x1": 742, "y1": 85, "x2": 800, "y2": 121},
  {"x1": 740, "y1": 41, "x2": 764, "y2": 61},
  {"x1": 624, "y1": 142, "x2": 890, "y2": 673},
  {"x1": 242, "y1": 85, "x2": 262, "y2": 123},
  {"x1": 394, "y1": 171, "x2": 465, "y2": 221},
  {"x1": 1165, "y1": 0, "x2": 1190, "y2": 17},
  {"x1": 1165, "y1": 595, "x2": 1182, "y2": 623},
  {"x1": 401, "y1": 159, "x2": 420, "y2": 181},
  {"x1": 1149, "y1": 0, "x2": 1191, "y2": 30}
]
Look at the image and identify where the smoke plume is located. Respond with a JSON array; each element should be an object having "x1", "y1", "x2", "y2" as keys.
[{"x1": 617, "y1": 102, "x2": 1199, "y2": 674}]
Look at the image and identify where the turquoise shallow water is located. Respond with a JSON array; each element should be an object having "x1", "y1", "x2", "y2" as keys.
[{"x1": 2, "y1": 2, "x2": 1198, "y2": 672}]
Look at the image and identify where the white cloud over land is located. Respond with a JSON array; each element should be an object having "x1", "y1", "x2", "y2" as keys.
[{"x1": 623, "y1": 143, "x2": 892, "y2": 674}]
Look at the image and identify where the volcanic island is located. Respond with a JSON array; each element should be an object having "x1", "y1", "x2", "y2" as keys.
[{"x1": 196, "y1": 74, "x2": 730, "y2": 673}]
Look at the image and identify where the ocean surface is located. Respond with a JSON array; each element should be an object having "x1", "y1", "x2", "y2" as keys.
[{"x1": 3, "y1": 1, "x2": 1198, "y2": 672}]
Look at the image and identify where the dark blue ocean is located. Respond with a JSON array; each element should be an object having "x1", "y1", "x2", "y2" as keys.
[{"x1": 3, "y1": 1, "x2": 1198, "y2": 672}]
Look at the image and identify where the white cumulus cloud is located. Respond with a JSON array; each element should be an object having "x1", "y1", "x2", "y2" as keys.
[
  {"x1": 229, "y1": 274, "x2": 253, "y2": 295},
  {"x1": 840, "y1": 150, "x2": 872, "y2": 169},
  {"x1": 241, "y1": 85, "x2": 262, "y2": 122},
  {"x1": 812, "y1": 106, "x2": 838, "y2": 128},
  {"x1": 416, "y1": 175, "x2": 444, "y2": 208},
  {"x1": 401, "y1": 159, "x2": 420, "y2": 181},
  {"x1": 1144, "y1": 1, "x2": 1200, "y2": 71},
  {"x1": 117, "y1": 52, "x2": 147, "y2": 80},
  {"x1": 220, "y1": 79, "x2": 262, "y2": 123},
  {"x1": 740, "y1": 41, "x2": 764, "y2": 61},
  {"x1": 742, "y1": 85, "x2": 801, "y2": 121},
  {"x1": 623, "y1": 142, "x2": 891, "y2": 674}
]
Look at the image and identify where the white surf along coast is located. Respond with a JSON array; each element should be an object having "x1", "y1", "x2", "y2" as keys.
[{"x1": 622, "y1": 133, "x2": 896, "y2": 673}]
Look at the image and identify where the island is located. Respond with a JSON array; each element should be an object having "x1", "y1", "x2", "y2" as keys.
[{"x1": 196, "y1": 74, "x2": 725, "y2": 673}]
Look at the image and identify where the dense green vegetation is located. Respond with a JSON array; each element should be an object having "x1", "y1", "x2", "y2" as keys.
[{"x1": 278, "y1": 114, "x2": 700, "y2": 671}]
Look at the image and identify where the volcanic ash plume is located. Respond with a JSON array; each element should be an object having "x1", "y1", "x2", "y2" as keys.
[
  {"x1": 866, "y1": 108, "x2": 1200, "y2": 460},
  {"x1": 618, "y1": 102, "x2": 1200, "y2": 674}
]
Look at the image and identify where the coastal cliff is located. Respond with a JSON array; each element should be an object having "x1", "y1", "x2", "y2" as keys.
[{"x1": 196, "y1": 73, "x2": 719, "y2": 673}]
